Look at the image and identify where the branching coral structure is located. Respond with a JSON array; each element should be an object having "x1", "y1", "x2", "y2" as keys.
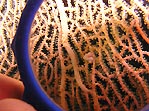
[
  {"x1": 1, "y1": 0, "x2": 149, "y2": 111},
  {"x1": 0, "y1": 0, "x2": 26, "y2": 78}
]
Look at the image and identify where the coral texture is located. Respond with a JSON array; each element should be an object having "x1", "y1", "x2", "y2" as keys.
[
  {"x1": 1, "y1": 0, "x2": 149, "y2": 111},
  {"x1": 0, "y1": 0, "x2": 26, "y2": 78}
]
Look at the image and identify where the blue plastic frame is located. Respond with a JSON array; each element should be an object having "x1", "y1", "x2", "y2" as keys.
[{"x1": 11, "y1": 0, "x2": 63, "y2": 111}]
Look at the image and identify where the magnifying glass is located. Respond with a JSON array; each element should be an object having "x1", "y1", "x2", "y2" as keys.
[
  {"x1": 11, "y1": 0, "x2": 149, "y2": 111},
  {"x1": 11, "y1": 0, "x2": 63, "y2": 110}
]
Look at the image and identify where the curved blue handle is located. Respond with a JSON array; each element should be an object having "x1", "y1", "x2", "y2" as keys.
[{"x1": 11, "y1": 0, "x2": 63, "y2": 111}]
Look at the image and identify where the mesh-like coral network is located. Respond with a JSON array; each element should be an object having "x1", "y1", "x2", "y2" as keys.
[
  {"x1": 1, "y1": 0, "x2": 149, "y2": 111},
  {"x1": 0, "y1": 0, "x2": 26, "y2": 78}
]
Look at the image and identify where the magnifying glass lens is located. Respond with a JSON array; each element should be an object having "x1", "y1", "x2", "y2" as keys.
[{"x1": 29, "y1": 0, "x2": 149, "y2": 111}]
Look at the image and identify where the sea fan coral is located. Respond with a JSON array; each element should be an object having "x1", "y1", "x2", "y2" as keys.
[
  {"x1": 1, "y1": 0, "x2": 149, "y2": 111},
  {"x1": 0, "y1": 0, "x2": 26, "y2": 78}
]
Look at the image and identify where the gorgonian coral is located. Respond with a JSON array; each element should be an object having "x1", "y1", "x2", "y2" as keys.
[{"x1": 1, "y1": 0, "x2": 149, "y2": 111}]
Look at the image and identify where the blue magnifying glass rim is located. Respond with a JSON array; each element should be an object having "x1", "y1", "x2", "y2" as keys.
[{"x1": 11, "y1": 0, "x2": 63, "y2": 111}]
